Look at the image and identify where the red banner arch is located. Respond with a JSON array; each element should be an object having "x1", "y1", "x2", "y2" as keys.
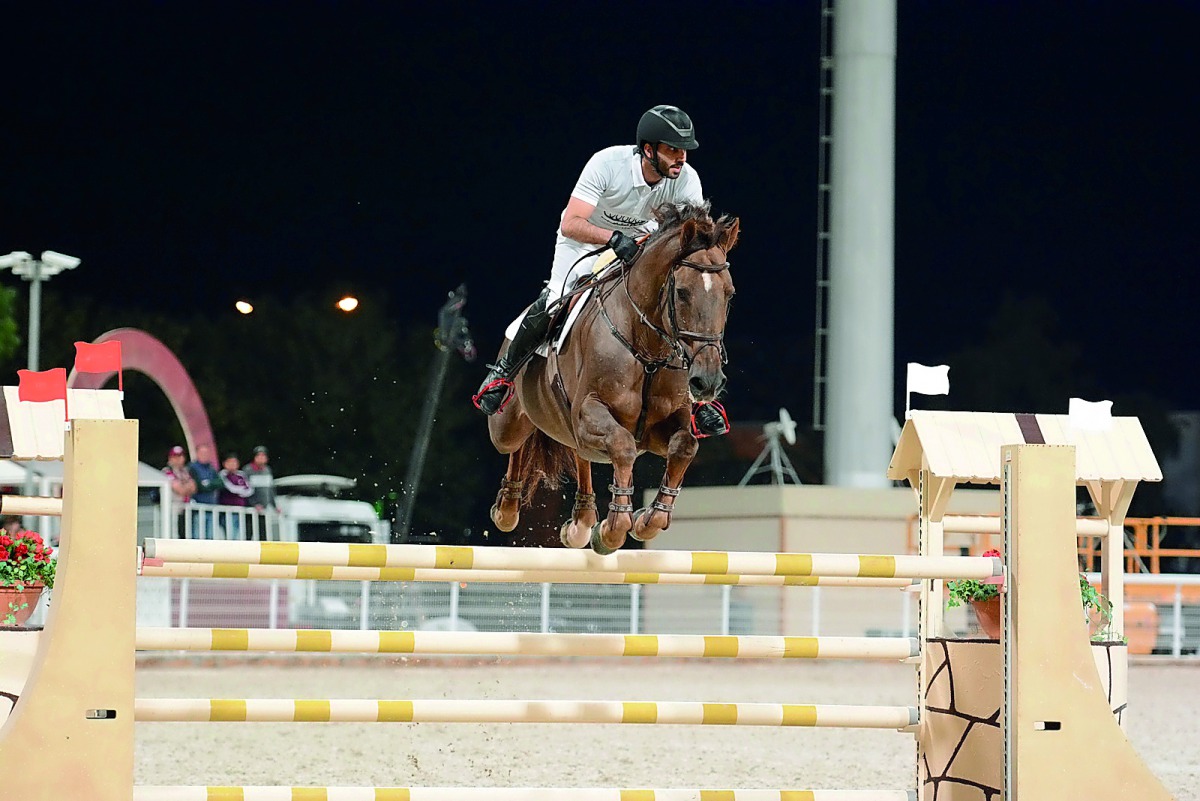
[{"x1": 66, "y1": 327, "x2": 216, "y2": 459}]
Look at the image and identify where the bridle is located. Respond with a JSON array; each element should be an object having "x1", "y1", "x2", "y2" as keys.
[
  {"x1": 595, "y1": 240, "x2": 732, "y2": 441},
  {"x1": 599, "y1": 246, "x2": 732, "y2": 373}
]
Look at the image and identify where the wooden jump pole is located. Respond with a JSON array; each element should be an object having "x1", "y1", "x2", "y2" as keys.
[
  {"x1": 140, "y1": 561, "x2": 918, "y2": 588},
  {"x1": 132, "y1": 788, "x2": 919, "y2": 801},
  {"x1": 134, "y1": 698, "x2": 919, "y2": 728},
  {"x1": 143, "y1": 539, "x2": 1001, "y2": 581},
  {"x1": 136, "y1": 628, "x2": 920, "y2": 660}
]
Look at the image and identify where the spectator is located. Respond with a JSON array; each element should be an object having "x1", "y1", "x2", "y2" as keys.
[
  {"x1": 218, "y1": 452, "x2": 254, "y2": 540},
  {"x1": 162, "y1": 446, "x2": 196, "y2": 538},
  {"x1": 188, "y1": 444, "x2": 221, "y2": 540},
  {"x1": 245, "y1": 445, "x2": 278, "y2": 538}
]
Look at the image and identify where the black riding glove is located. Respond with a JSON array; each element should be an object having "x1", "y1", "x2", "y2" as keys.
[{"x1": 608, "y1": 230, "x2": 640, "y2": 264}]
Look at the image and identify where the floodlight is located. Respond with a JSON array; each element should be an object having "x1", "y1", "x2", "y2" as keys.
[
  {"x1": 0, "y1": 251, "x2": 32, "y2": 270},
  {"x1": 39, "y1": 250, "x2": 81, "y2": 271}
]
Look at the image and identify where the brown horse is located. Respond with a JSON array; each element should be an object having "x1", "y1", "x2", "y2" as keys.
[{"x1": 486, "y1": 201, "x2": 739, "y2": 554}]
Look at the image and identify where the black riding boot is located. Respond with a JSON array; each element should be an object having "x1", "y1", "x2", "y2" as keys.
[
  {"x1": 473, "y1": 287, "x2": 554, "y2": 415},
  {"x1": 691, "y1": 400, "x2": 730, "y2": 438}
]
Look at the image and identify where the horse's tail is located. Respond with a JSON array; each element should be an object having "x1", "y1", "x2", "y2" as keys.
[{"x1": 516, "y1": 430, "x2": 577, "y2": 506}]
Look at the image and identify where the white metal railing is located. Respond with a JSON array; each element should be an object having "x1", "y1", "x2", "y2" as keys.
[
  {"x1": 1084, "y1": 572, "x2": 1200, "y2": 658},
  {"x1": 173, "y1": 502, "x2": 279, "y2": 541}
]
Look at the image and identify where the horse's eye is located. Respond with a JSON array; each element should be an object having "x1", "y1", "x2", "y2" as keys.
[{"x1": 677, "y1": 287, "x2": 692, "y2": 304}]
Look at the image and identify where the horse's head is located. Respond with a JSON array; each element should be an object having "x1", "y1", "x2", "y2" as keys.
[{"x1": 643, "y1": 202, "x2": 740, "y2": 403}]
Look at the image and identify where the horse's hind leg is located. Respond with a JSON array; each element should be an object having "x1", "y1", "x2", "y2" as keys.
[
  {"x1": 633, "y1": 417, "x2": 698, "y2": 542},
  {"x1": 559, "y1": 456, "x2": 597, "y2": 549}
]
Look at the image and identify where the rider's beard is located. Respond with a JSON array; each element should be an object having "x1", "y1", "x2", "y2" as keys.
[{"x1": 658, "y1": 153, "x2": 683, "y2": 179}]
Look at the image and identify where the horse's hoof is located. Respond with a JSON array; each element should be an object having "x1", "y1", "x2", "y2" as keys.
[
  {"x1": 589, "y1": 522, "x2": 619, "y2": 555},
  {"x1": 490, "y1": 503, "x2": 519, "y2": 533},
  {"x1": 630, "y1": 507, "x2": 664, "y2": 542},
  {"x1": 560, "y1": 519, "x2": 591, "y2": 549}
]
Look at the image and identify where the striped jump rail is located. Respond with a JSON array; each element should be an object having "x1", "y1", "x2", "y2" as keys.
[
  {"x1": 132, "y1": 788, "x2": 919, "y2": 801},
  {"x1": 142, "y1": 540, "x2": 1001, "y2": 581},
  {"x1": 136, "y1": 629, "x2": 920, "y2": 660},
  {"x1": 134, "y1": 699, "x2": 919, "y2": 728},
  {"x1": 140, "y1": 561, "x2": 918, "y2": 588}
]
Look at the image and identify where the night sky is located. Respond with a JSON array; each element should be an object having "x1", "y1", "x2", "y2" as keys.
[{"x1": 6, "y1": 2, "x2": 1199, "y2": 419}]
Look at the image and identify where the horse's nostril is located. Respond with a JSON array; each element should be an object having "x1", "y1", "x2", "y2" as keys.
[{"x1": 689, "y1": 376, "x2": 707, "y2": 395}]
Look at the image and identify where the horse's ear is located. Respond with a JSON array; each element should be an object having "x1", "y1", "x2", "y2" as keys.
[
  {"x1": 679, "y1": 219, "x2": 699, "y2": 250},
  {"x1": 718, "y1": 217, "x2": 740, "y2": 252}
]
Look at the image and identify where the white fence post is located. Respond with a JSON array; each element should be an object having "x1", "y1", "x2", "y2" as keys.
[
  {"x1": 540, "y1": 583, "x2": 551, "y2": 633},
  {"x1": 1173, "y1": 583, "x2": 1184, "y2": 658},
  {"x1": 178, "y1": 577, "x2": 190, "y2": 629},
  {"x1": 630, "y1": 584, "x2": 640, "y2": 634},
  {"x1": 449, "y1": 581, "x2": 460, "y2": 628},
  {"x1": 720, "y1": 584, "x2": 731, "y2": 636},
  {"x1": 360, "y1": 581, "x2": 371, "y2": 630},
  {"x1": 268, "y1": 580, "x2": 280, "y2": 630}
]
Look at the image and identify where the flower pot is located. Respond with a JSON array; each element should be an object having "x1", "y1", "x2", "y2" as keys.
[
  {"x1": 970, "y1": 595, "x2": 1002, "y2": 639},
  {"x1": 0, "y1": 583, "x2": 44, "y2": 628}
]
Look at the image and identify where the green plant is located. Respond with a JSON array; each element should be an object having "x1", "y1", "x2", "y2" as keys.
[
  {"x1": 945, "y1": 549, "x2": 1125, "y2": 642},
  {"x1": 1, "y1": 530, "x2": 56, "y2": 625},
  {"x1": 946, "y1": 548, "x2": 1003, "y2": 608}
]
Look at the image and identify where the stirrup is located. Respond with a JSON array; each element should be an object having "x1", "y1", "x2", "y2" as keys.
[{"x1": 473, "y1": 377, "x2": 516, "y2": 414}]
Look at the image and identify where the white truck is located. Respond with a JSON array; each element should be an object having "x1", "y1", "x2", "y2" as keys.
[{"x1": 273, "y1": 474, "x2": 391, "y2": 545}]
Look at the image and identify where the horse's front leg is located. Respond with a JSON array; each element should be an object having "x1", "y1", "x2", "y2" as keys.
[
  {"x1": 632, "y1": 416, "x2": 698, "y2": 542},
  {"x1": 577, "y1": 397, "x2": 638, "y2": 555},
  {"x1": 559, "y1": 456, "x2": 597, "y2": 549},
  {"x1": 489, "y1": 450, "x2": 526, "y2": 532}
]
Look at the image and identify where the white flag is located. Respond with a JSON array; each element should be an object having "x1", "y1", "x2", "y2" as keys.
[
  {"x1": 1069, "y1": 398, "x2": 1113, "y2": 431},
  {"x1": 907, "y1": 363, "x2": 950, "y2": 397}
]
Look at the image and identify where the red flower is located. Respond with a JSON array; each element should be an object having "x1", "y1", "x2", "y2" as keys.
[
  {"x1": 0, "y1": 548, "x2": 8, "y2": 561},
  {"x1": 0, "y1": 535, "x2": 11, "y2": 548},
  {"x1": 983, "y1": 548, "x2": 1002, "y2": 558},
  {"x1": 14, "y1": 543, "x2": 28, "y2": 559}
]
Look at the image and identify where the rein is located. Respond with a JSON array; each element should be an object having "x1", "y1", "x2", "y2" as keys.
[{"x1": 595, "y1": 240, "x2": 731, "y2": 439}]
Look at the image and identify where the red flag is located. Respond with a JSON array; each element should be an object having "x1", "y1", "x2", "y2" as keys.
[
  {"x1": 17, "y1": 367, "x2": 69, "y2": 420},
  {"x1": 74, "y1": 340, "x2": 124, "y2": 391}
]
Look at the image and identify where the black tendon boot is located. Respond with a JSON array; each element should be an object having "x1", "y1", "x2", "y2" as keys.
[
  {"x1": 690, "y1": 400, "x2": 730, "y2": 438},
  {"x1": 473, "y1": 288, "x2": 554, "y2": 415}
]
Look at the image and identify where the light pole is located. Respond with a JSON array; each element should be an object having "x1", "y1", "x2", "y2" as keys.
[
  {"x1": 1, "y1": 250, "x2": 82, "y2": 511},
  {"x1": 394, "y1": 284, "x2": 475, "y2": 543},
  {"x1": 0, "y1": 250, "x2": 82, "y2": 371}
]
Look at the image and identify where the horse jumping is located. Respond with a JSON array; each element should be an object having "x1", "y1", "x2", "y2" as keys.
[{"x1": 486, "y1": 201, "x2": 739, "y2": 554}]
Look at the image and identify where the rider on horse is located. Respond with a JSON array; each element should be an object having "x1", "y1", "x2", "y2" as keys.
[{"x1": 472, "y1": 104, "x2": 729, "y2": 437}]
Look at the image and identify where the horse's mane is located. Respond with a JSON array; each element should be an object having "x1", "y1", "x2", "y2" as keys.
[{"x1": 648, "y1": 201, "x2": 733, "y2": 256}]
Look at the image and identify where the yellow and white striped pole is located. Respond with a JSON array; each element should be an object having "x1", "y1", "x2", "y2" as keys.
[
  {"x1": 133, "y1": 788, "x2": 919, "y2": 801},
  {"x1": 143, "y1": 540, "x2": 1000, "y2": 580},
  {"x1": 134, "y1": 698, "x2": 918, "y2": 728},
  {"x1": 136, "y1": 628, "x2": 920, "y2": 660},
  {"x1": 140, "y1": 561, "x2": 918, "y2": 588}
]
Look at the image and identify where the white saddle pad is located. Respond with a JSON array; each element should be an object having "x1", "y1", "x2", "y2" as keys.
[{"x1": 505, "y1": 288, "x2": 593, "y2": 357}]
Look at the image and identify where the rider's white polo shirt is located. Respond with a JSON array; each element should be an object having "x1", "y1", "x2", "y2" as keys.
[{"x1": 547, "y1": 145, "x2": 704, "y2": 299}]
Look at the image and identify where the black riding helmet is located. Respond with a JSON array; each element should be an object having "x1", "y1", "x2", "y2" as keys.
[{"x1": 636, "y1": 105, "x2": 699, "y2": 151}]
